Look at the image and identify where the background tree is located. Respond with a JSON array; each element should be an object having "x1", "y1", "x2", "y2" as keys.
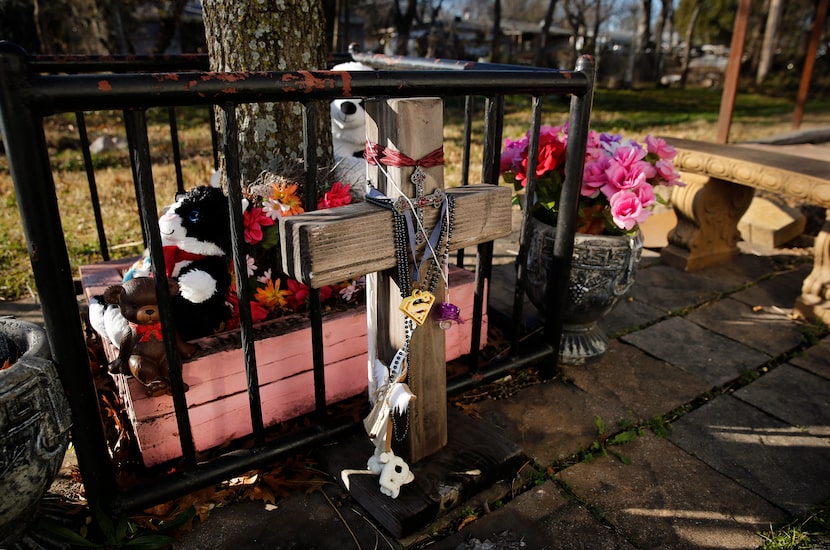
[
  {"x1": 636, "y1": 0, "x2": 652, "y2": 52},
  {"x1": 32, "y1": 0, "x2": 110, "y2": 54},
  {"x1": 491, "y1": 0, "x2": 502, "y2": 63},
  {"x1": 201, "y1": 0, "x2": 334, "y2": 188},
  {"x1": 675, "y1": 0, "x2": 739, "y2": 46},
  {"x1": 562, "y1": 0, "x2": 588, "y2": 67},
  {"x1": 391, "y1": 0, "x2": 420, "y2": 54},
  {"x1": 679, "y1": 0, "x2": 703, "y2": 86},
  {"x1": 534, "y1": 0, "x2": 560, "y2": 66}
]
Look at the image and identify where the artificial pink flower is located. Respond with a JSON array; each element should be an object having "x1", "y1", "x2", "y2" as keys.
[
  {"x1": 581, "y1": 156, "x2": 609, "y2": 198},
  {"x1": 602, "y1": 160, "x2": 648, "y2": 198},
  {"x1": 610, "y1": 190, "x2": 650, "y2": 231},
  {"x1": 246, "y1": 254, "x2": 257, "y2": 277},
  {"x1": 500, "y1": 126, "x2": 679, "y2": 235},
  {"x1": 243, "y1": 206, "x2": 275, "y2": 245},
  {"x1": 611, "y1": 145, "x2": 647, "y2": 169},
  {"x1": 500, "y1": 136, "x2": 529, "y2": 174},
  {"x1": 646, "y1": 135, "x2": 677, "y2": 160},
  {"x1": 632, "y1": 180, "x2": 657, "y2": 209},
  {"x1": 655, "y1": 159, "x2": 681, "y2": 185}
]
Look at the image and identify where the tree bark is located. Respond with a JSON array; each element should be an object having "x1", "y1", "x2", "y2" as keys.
[{"x1": 201, "y1": 0, "x2": 333, "y2": 188}]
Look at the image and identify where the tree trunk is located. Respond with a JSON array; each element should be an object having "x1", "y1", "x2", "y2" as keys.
[
  {"x1": 652, "y1": 0, "x2": 672, "y2": 81},
  {"x1": 201, "y1": 0, "x2": 333, "y2": 189},
  {"x1": 654, "y1": 1, "x2": 671, "y2": 51},
  {"x1": 392, "y1": 0, "x2": 418, "y2": 55},
  {"x1": 637, "y1": 0, "x2": 652, "y2": 52},
  {"x1": 33, "y1": 0, "x2": 110, "y2": 55},
  {"x1": 491, "y1": 0, "x2": 502, "y2": 63},
  {"x1": 153, "y1": 0, "x2": 189, "y2": 54},
  {"x1": 757, "y1": 0, "x2": 784, "y2": 84},
  {"x1": 680, "y1": 0, "x2": 703, "y2": 87},
  {"x1": 534, "y1": 0, "x2": 559, "y2": 67}
]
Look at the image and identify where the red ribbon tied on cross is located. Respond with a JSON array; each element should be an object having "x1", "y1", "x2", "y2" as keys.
[{"x1": 364, "y1": 142, "x2": 444, "y2": 168}]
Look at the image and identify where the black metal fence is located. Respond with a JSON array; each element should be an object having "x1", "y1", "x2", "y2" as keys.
[{"x1": 0, "y1": 42, "x2": 594, "y2": 514}]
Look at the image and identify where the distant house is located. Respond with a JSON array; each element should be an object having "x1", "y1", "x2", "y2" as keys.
[
  {"x1": 499, "y1": 19, "x2": 572, "y2": 66},
  {"x1": 367, "y1": 17, "x2": 571, "y2": 66}
]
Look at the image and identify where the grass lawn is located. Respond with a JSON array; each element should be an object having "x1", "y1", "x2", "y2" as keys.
[{"x1": 1, "y1": 87, "x2": 829, "y2": 302}]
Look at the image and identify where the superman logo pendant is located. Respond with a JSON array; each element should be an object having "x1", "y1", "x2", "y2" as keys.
[{"x1": 399, "y1": 289, "x2": 436, "y2": 326}]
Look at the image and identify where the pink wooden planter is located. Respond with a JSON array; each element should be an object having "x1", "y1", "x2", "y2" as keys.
[{"x1": 81, "y1": 261, "x2": 487, "y2": 466}]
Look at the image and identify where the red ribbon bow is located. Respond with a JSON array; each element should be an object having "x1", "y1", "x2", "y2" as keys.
[
  {"x1": 131, "y1": 321, "x2": 163, "y2": 343},
  {"x1": 364, "y1": 142, "x2": 444, "y2": 168}
]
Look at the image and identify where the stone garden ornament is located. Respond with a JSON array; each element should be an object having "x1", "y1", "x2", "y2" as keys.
[{"x1": 501, "y1": 126, "x2": 682, "y2": 364}]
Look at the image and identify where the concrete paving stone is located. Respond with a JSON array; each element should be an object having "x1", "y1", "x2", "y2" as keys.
[
  {"x1": 685, "y1": 296, "x2": 804, "y2": 357},
  {"x1": 599, "y1": 295, "x2": 666, "y2": 338},
  {"x1": 557, "y1": 432, "x2": 788, "y2": 549},
  {"x1": 472, "y1": 379, "x2": 629, "y2": 466},
  {"x1": 560, "y1": 340, "x2": 709, "y2": 422},
  {"x1": 668, "y1": 395, "x2": 830, "y2": 516},
  {"x1": 734, "y1": 364, "x2": 830, "y2": 438},
  {"x1": 728, "y1": 264, "x2": 811, "y2": 310},
  {"x1": 789, "y1": 336, "x2": 830, "y2": 381},
  {"x1": 702, "y1": 250, "x2": 784, "y2": 285},
  {"x1": 430, "y1": 480, "x2": 636, "y2": 550},
  {"x1": 621, "y1": 316, "x2": 770, "y2": 387},
  {"x1": 627, "y1": 264, "x2": 737, "y2": 313},
  {"x1": 174, "y1": 484, "x2": 395, "y2": 549}
]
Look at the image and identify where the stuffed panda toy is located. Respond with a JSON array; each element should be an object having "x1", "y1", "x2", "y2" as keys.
[
  {"x1": 330, "y1": 61, "x2": 374, "y2": 200},
  {"x1": 330, "y1": 61, "x2": 373, "y2": 159},
  {"x1": 159, "y1": 185, "x2": 233, "y2": 341}
]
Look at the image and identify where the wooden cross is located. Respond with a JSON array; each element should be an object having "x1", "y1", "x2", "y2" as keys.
[{"x1": 280, "y1": 97, "x2": 512, "y2": 462}]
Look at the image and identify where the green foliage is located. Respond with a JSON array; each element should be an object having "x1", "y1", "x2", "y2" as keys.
[
  {"x1": 32, "y1": 506, "x2": 196, "y2": 550},
  {"x1": 675, "y1": 0, "x2": 741, "y2": 46}
]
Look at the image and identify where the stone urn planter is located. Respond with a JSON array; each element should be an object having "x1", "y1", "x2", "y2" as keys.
[
  {"x1": 0, "y1": 318, "x2": 72, "y2": 546},
  {"x1": 525, "y1": 217, "x2": 643, "y2": 365}
]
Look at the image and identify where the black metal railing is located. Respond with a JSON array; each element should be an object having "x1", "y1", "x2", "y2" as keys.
[{"x1": 0, "y1": 41, "x2": 594, "y2": 514}]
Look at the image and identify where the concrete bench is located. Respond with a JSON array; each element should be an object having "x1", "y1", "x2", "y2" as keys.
[{"x1": 659, "y1": 137, "x2": 830, "y2": 324}]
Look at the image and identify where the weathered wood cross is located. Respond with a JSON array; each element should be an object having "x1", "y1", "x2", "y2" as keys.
[{"x1": 280, "y1": 97, "x2": 512, "y2": 463}]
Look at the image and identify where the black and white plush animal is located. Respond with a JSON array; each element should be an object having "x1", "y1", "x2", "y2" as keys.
[
  {"x1": 159, "y1": 185, "x2": 232, "y2": 341},
  {"x1": 330, "y1": 61, "x2": 373, "y2": 159}
]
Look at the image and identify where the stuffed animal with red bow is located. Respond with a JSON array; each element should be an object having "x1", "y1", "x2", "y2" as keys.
[
  {"x1": 158, "y1": 185, "x2": 233, "y2": 341},
  {"x1": 104, "y1": 277, "x2": 196, "y2": 397}
]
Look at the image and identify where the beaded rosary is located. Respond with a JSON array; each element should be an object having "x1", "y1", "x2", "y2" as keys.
[{"x1": 364, "y1": 141, "x2": 460, "y2": 443}]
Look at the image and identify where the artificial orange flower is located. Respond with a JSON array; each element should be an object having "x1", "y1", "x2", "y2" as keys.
[
  {"x1": 270, "y1": 182, "x2": 304, "y2": 217},
  {"x1": 254, "y1": 278, "x2": 290, "y2": 311}
]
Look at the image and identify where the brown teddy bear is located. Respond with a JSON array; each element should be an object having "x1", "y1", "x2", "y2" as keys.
[{"x1": 104, "y1": 277, "x2": 197, "y2": 397}]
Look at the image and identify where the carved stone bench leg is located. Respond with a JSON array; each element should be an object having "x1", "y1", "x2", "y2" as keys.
[
  {"x1": 660, "y1": 173, "x2": 755, "y2": 271},
  {"x1": 794, "y1": 212, "x2": 830, "y2": 325}
]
